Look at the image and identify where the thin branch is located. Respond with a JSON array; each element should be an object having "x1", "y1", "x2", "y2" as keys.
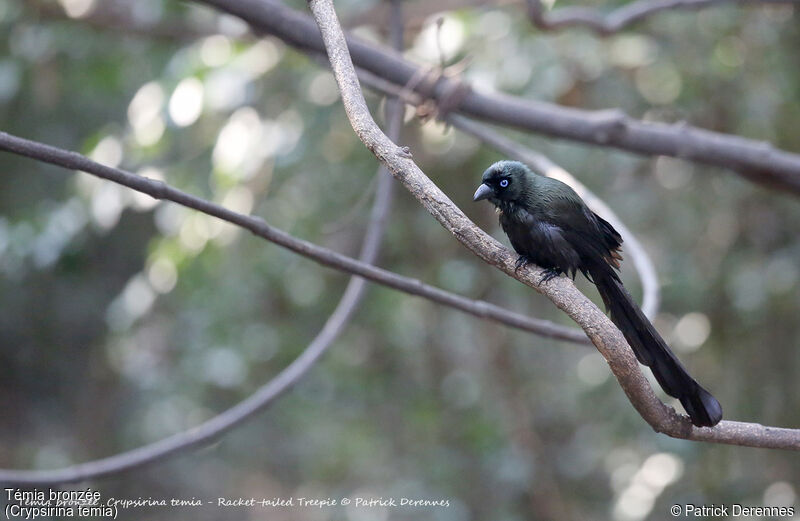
[
  {"x1": 0, "y1": 2, "x2": 395, "y2": 486},
  {"x1": 0, "y1": 279, "x2": 358, "y2": 484},
  {"x1": 1, "y1": 0, "x2": 791, "y2": 485},
  {"x1": 307, "y1": 0, "x2": 800, "y2": 450},
  {"x1": 194, "y1": 0, "x2": 800, "y2": 196},
  {"x1": 0, "y1": 134, "x2": 584, "y2": 348},
  {"x1": 0, "y1": 107, "x2": 398, "y2": 484},
  {"x1": 526, "y1": 0, "x2": 797, "y2": 35},
  {"x1": 0, "y1": 129, "x2": 581, "y2": 484},
  {"x1": 27, "y1": 0, "x2": 238, "y2": 41}
]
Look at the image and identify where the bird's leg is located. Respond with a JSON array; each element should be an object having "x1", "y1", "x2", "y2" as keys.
[
  {"x1": 540, "y1": 268, "x2": 563, "y2": 284},
  {"x1": 514, "y1": 255, "x2": 532, "y2": 273}
]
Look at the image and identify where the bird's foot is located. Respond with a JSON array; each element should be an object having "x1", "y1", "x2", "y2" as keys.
[
  {"x1": 540, "y1": 268, "x2": 562, "y2": 284},
  {"x1": 514, "y1": 256, "x2": 531, "y2": 273}
]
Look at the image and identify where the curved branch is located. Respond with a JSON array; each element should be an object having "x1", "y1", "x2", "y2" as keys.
[
  {"x1": 526, "y1": 0, "x2": 797, "y2": 35},
  {"x1": 0, "y1": 1, "x2": 388, "y2": 486},
  {"x1": 0, "y1": 131, "x2": 585, "y2": 346},
  {"x1": 0, "y1": 124, "x2": 591, "y2": 476},
  {"x1": 0, "y1": 99, "x2": 401, "y2": 486},
  {"x1": 28, "y1": 0, "x2": 237, "y2": 41},
  {"x1": 0, "y1": 277, "x2": 361, "y2": 484},
  {"x1": 307, "y1": 0, "x2": 800, "y2": 450},
  {"x1": 194, "y1": 0, "x2": 800, "y2": 196}
]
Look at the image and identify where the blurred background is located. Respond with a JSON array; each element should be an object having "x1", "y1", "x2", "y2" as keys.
[{"x1": 0, "y1": 0, "x2": 798, "y2": 519}]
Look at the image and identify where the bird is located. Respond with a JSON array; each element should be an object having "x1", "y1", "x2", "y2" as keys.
[{"x1": 473, "y1": 160, "x2": 722, "y2": 427}]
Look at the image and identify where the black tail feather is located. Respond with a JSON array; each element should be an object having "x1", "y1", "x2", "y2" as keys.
[{"x1": 593, "y1": 268, "x2": 722, "y2": 427}]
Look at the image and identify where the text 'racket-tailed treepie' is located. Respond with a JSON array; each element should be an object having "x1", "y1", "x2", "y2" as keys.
[{"x1": 473, "y1": 160, "x2": 722, "y2": 427}]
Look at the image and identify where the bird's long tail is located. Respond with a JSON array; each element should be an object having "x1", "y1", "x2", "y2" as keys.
[{"x1": 592, "y1": 268, "x2": 722, "y2": 427}]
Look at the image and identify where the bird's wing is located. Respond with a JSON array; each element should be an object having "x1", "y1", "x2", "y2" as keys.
[
  {"x1": 542, "y1": 196, "x2": 623, "y2": 272},
  {"x1": 503, "y1": 208, "x2": 582, "y2": 276}
]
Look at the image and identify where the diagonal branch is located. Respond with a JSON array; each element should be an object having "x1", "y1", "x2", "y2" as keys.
[
  {"x1": 0, "y1": 103, "x2": 398, "y2": 484},
  {"x1": 0, "y1": 255, "x2": 369, "y2": 484},
  {"x1": 307, "y1": 0, "x2": 800, "y2": 450},
  {"x1": 526, "y1": 0, "x2": 797, "y2": 35},
  {"x1": 192, "y1": 0, "x2": 800, "y2": 196},
  {"x1": 0, "y1": 132, "x2": 588, "y2": 343},
  {"x1": 0, "y1": 0, "x2": 457, "y2": 485},
  {"x1": 27, "y1": 0, "x2": 237, "y2": 41},
  {"x1": 0, "y1": 111, "x2": 582, "y2": 484}
]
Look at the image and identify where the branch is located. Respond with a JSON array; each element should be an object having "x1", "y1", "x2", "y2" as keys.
[
  {"x1": 0, "y1": 274, "x2": 360, "y2": 484},
  {"x1": 0, "y1": 113, "x2": 396, "y2": 484},
  {"x1": 526, "y1": 0, "x2": 797, "y2": 35},
  {"x1": 0, "y1": 136, "x2": 584, "y2": 484},
  {"x1": 0, "y1": 135, "x2": 584, "y2": 347},
  {"x1": 0, "y1": 1, "x2": 438, "y2": 485},
  {"x1": 307, "y1": 0, "x2": 800, "y2": 450},
  {"x1": 193, "y1": 0, "x2": 800, "y2": 196},
  {"x1": 27, "y1": 0, "x2": 236, "y2": 41}
]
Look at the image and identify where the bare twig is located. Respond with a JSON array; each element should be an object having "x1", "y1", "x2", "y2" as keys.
[
  {"x1": 343, "y1": 0, "x2": 795, "y2": 35},
  {"x1": 526, "y1": 0, "x2": 797, "y2": 35},
  {"x1": 194, "y1": 0, "x2": 800, "y2": 196},
  {"x1": 0, "y1": 1, "x2": 404, "y2": 486},
  {"x1": 0, "y1": 113, "x2": 581, "y2": 484},
  {"x1": 27, "y1": 0, "x2": 239, "y2": 41},
  {"x1": 0, "y1": 103, "x2": 398, "y2": 484},
  {"x1": 0, "y1": 274, "x2": 362, "y2": 484},
  {"x1": 0, "y1": 133, "x2": 589, "y2": 340},
  {"x1": 307, "y1": 0, "x2": 800, "y2": 450}
]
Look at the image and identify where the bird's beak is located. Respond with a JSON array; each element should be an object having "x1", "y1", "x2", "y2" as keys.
[{"x1": 473, "y1": 183, "x2": 493, "y2": 202}]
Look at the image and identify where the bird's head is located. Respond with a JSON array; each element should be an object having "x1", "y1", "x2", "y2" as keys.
[{"x1": 473, "y1": 160, "x2": 531, "y2": 204}]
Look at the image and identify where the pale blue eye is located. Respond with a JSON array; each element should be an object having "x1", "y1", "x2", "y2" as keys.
[{"x1": 500, "y1": 179, "x2": 509, "y2": 188}]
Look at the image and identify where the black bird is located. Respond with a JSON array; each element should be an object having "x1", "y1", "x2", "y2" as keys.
[{"x1": 474, "y1": 160, "x2": 722, "y2": 427}]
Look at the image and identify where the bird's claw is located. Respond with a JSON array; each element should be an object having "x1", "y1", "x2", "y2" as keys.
[
  {"x1": 540, "y1": 268, "x2": 562, "y2": 284},
  {"x1": 514, "y1": 256, "x2": 530, "y2": 273}
]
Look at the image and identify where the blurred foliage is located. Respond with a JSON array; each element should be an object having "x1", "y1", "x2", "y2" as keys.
[{"x1": 0, "y1": 0, "x2": 799, "y2": 520}]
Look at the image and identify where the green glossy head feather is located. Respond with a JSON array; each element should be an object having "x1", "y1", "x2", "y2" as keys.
[{"x1": 473, "y1": 160, "x2": 533, "y2": 203}]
